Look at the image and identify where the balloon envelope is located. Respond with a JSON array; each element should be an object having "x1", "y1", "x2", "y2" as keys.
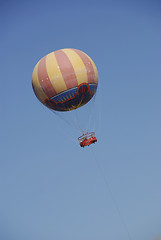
[{"x1": 32, "y1": 48, "x2": 98, "y2": 111}]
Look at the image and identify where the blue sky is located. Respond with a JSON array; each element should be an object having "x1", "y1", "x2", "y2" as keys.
[{"x1": 1, "y1": 0, "x2": 161, "y2": 239}]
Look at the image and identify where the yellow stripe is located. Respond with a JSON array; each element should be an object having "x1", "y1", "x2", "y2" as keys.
[
  {"x1": 46, "y1": 52, "x2": 67, "y2": 94},
  {"x1": 32, "y1": 62, "x2": 48, "y2": 103},
  {"x1": 91, "y1": 59, "x2": 98, "y2": 84},
  {"x1": 84, "y1": 53, "x2": 98, "y2": 84},
  {"x1": 62, "y1": 49, "x2": 88, "y2": 85}
]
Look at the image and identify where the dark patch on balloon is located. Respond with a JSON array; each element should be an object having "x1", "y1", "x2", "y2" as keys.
[{"x1": 45, "y1": 83, "x2": 97, "y2": 111}]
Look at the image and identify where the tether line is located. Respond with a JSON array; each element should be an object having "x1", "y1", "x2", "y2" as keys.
[{"x1": 90, "y1": 148, "x2": 133, "y2": 240}]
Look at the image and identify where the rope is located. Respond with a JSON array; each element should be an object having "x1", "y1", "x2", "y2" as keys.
[
  {"x1": 48, "y1": 109, "x2": 79, "y2": 145},
  {"x1": 90, "y1": 148, "x2": 133, "y2": 240},
  {"x1": 73, "y1": 108, "x2": 84, "y2": 134},
  {"x1": 49, "y1": 108, "x2": 80, "y2": 132},
  {"x1": 86, "y1": 92, "x2": 97, "y2": 133},
  {"x1": 85, "y1": 83, "x2": 102, "y2": 135}
]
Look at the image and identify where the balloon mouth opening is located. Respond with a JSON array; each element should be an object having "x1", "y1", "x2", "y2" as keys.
[{"x1": 45, "y1": 83, "x2": 97, "y2": 111}]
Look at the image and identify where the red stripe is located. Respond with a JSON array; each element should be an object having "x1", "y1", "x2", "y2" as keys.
[
  {"x1": 72, "y1": 49, "x2": 95, "y2": 84},
  {"x1": 38, "y1": 56, "x2": 57, "y2": 98},
  {"x1": 54, "y1": 50, "x2": 78, "y2": 89}
]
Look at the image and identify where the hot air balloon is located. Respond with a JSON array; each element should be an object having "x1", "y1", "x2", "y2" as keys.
[{"x1": 32, "y1": 48, "x2": 98, "y2": 147}]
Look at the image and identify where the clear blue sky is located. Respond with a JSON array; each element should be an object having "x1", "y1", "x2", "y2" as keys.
[{"x1": 1, "y1": 0, "x2": 161, "y2": 240}]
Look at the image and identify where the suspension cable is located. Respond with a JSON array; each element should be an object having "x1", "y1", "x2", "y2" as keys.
[
  {"x1": 49, "y1": 108, "x2": 80, "y2": 132},
  {"x1": 86, "y1": 92, "x2": 97, "y2": 133},
  {"x1": 73, "y1": 108, "x2": 84, "y2": 134}
]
